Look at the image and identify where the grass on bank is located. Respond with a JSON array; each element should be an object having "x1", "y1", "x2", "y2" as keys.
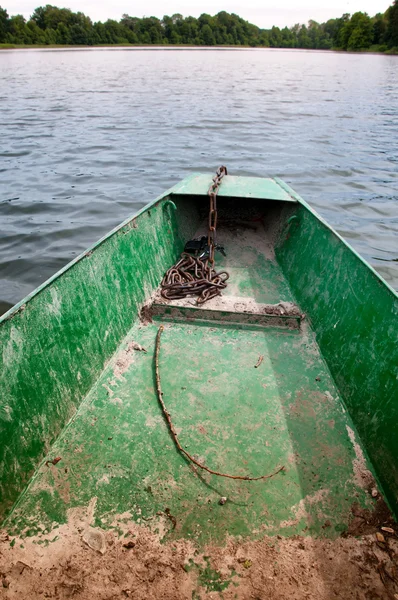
[{"x1": 1, "y1": 43, "x2": 397, "y2": 53}]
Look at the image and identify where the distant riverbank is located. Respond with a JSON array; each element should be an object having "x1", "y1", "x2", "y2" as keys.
[
  {"x1": 1, "y1": 5, "x2": 398, "y2": 53},
  {"x1": 1, "y1": 44, "x2": 397, "y2": 55}
]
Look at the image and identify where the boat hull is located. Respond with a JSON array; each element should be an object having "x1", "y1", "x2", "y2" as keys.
[{"x1": 1, "y1": 174, "x2": 397, "y2": 537}]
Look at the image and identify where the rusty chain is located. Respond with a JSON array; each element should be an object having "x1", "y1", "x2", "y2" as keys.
[
  {"x1": 160, "y1": 166, "x2": 229, "y2": 304},
  {"x1": 207, "y1": 165, "x2": 227, "y2": 264}
]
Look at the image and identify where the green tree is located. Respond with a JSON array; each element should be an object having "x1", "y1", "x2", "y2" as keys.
[
  {"x1": 41, "y1": 6, "x2": 72, "y2": 30},
  {"x1": 161, "y1": 15, "x2": 174, "y2": 42},
  {"x1": 297, "y1": 24, "x2": 311, "y2": 48},
  {"x1": 0, "y1": 6, "x2": 9, "y2": 42},
  {"x1": 372, "y1": 13, "x2": 387, "y2": 44},
  {"x1": 68, "y1": 23, "x2": 89, "y2": 44},
  {"x1": 31, "y1": 5, "x2": 47, "y2": 29},
  {"x1": 55, "y1": 21, "x2": 69, "y2": 43},
  {"x1": 6, "y1": 14, "x2": 29, "y2": 43},
  {"x1": 339, "y1": 12, "x2": 373, "y2": 49},
  {"x1": 140, "y1": 17, "x2": 163, "y2": 44},
  {"x1": 386, "y1": 0, "x2": 398, "y2": 47},
  {"x1": 308, "y1": 20, "x2": 321, "y2": 48},
  {"x1": 335, "y1": 13, "x2": 351, "y2": 47},
  {"x1": 120, "y1": 15, "x2": 140, "y2": 43},
  {"x1": 43, "y1": 26, "x2": 57, "y2": 43},
  {"x1": 201, "y1": 23, "x2": 215, "y2": 45},
  {"x1": 258, "y1": 30, "x2": 269, "y2": 46},
  {"x1": 323, "y1": 18, "x2": 338, "y2": 41},
  {"x1": 1, "y1": 4, "x2": 396, "y2": 50},
  {"x1": 101, "y1": 19, "x2": 123, "y2": 43},
  {"x1": 269, "y1": 26, "x2": 282, "y2": 47},
  {"x1": 348, "y1": 12, "x2": 373, "y2": 49},
  {"x1": 25, "y1": 19, "x2": 46, "y2": 43},
  {"x1": 170, "y1": 29, "x2": 181, "y2": 44},
  {"x1": 279, "y1": 26, "x2": 293, "y2": 47}
]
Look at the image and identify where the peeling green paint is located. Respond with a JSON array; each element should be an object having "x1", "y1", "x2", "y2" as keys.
[
  {"x1": 4, "y1": 319, "x2": 374, "y2": 544},
  {"x1": 275, "y1": 179, "x2": 398, "y2": 516},
  {"x1": 0, "y1": 189, "x2": 198, "y2": 521},
  {"x1": 0, "y1": 174, "x2": 396, "y2": 542}
]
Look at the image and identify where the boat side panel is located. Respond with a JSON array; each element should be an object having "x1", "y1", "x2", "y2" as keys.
[
  {"x1": 275, "y1": 203, "x2": 398, "y2": 516},
  {"x1": 0, "y1": 197, "x2": 198, "y2": 523}
]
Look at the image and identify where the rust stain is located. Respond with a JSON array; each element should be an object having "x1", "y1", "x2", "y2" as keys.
[
  {"x1": 49, "y1": 464, "x2": 71, "y2": 504},
  {"x1": 289, "y1": 395, "x2": 317, "y2": 419},
  {"x1": 197, "y1": 424, "x2": 208, "y2": 435}
]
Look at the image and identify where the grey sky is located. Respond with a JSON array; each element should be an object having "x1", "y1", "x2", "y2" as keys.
[{"x1": 5, "y1": 0, "x2": 392, "y2": 28}]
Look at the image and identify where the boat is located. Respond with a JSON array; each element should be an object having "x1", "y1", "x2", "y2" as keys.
[{"x1": 0, "y1": 169, "x2": 397, "y2": 598}]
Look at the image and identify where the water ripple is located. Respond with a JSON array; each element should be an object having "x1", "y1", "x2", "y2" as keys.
[{"x1": 0, "y1": 48, "x2": 397, "y2": 313}]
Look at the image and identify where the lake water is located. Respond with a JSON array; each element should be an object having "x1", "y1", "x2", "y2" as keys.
[{"x1": 0, "y1": 48, "x2": 397, "y2": 314}]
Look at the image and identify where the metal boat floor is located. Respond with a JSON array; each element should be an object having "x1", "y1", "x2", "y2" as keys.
[
  {"x1": 191, "y1": 221, "x2": 294, "y2": 305},
  {"x1": 151, "y1": 222, "x2": 304, "y2": 329},
  {"x1": 6, "y1": 318, "x2": 376, "y2": 545}
]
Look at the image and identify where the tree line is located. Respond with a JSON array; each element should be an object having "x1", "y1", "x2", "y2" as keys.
[{"x1": 0, "y1": 3, "x2": 397, "y2": 52}]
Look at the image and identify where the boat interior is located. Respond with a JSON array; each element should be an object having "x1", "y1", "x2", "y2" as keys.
[{"x1": 3, "y1": 176, "x2": 395, "y2": 549}]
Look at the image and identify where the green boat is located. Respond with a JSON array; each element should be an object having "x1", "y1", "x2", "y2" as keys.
[{"x1": 1, "y1": 171, "x2": 397, "y2": 598}]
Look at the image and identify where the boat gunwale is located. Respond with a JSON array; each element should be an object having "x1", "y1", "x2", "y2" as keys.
[
  {"x1": 275, "y1": 177, "x2": 398, "y2": 300},
  {"x1": 0, "y1": 181, "x2": 177, "y2": 324}
]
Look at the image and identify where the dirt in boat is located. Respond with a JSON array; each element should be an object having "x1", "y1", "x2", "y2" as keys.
[{"x1": 1, "y1": 508, "x2": 397, "y2": 599}]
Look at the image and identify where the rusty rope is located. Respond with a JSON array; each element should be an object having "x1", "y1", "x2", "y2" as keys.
[
  {"x1": 154, "y1": 325, "x2": 285, "y2": 481},
  {"x1": 160, "y1": 166, "x2": 229, "y2": 304}
]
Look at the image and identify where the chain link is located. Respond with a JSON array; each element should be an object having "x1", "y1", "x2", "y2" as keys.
[
  {"x1": 160, "y1": 166, "x2": 229, "y2": 304},
  {"x1": 207, "y1": 165, "x2": 227, "y2": 263}
]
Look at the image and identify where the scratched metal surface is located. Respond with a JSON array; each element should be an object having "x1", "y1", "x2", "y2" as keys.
[
  {"x1": 275, "y1": 182, "x2": 398, "y2": 518},
  {"x1": 5, "y1": 318, "x2": 373, "y2": 544},
  {"x1": 0, "y1": 191, "x2": 198, "y2": 521},
  {"x1": 2, "y1": 191, "x2": 377, "y2": 542},
  {"x1": 1, "y1": 180, "x2": 396, "y2": 535}
]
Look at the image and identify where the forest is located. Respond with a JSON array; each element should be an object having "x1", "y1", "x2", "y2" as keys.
[{"x1": 0, "y1": 2, "x2": 397, "y2": 52}]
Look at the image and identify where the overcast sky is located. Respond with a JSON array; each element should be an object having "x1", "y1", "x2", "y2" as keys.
[{"x1": 5, "y1": 0, "x2": 392, "y2": 28}]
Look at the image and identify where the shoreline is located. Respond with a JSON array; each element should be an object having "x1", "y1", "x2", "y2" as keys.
[{"x1": 0, "y1": 43, "x2": 397, "y2": 55}]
